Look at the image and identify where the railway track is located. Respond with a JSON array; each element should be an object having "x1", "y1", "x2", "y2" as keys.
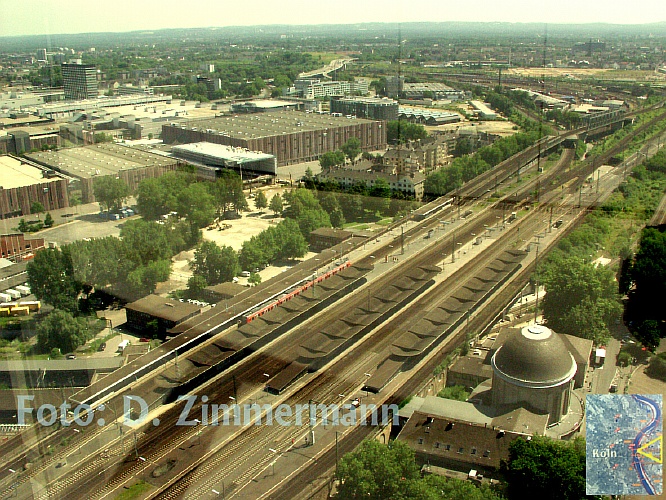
[{"x1": 147, "y1": 152, "x2": 580, "y2": 498}]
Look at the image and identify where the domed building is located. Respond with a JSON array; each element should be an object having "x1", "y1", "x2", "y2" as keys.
[{"x1": 491, "y1": 325, "x2": 577, "y2": 425}]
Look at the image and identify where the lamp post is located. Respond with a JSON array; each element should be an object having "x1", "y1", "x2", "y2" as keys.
[{"x1": 72, "y1": 428, "x2": 82, "y2": 455}]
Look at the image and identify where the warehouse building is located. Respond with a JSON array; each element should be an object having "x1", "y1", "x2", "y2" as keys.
[
  {"x1": 0, "y1": 155, "x2": 69, "y2": 219},
  {"x1": 161, "y1": 111, "x2": 386, "y2": 166},
  {"x1": 26, "y1": 143, "x2": 180, "y2": 204}
]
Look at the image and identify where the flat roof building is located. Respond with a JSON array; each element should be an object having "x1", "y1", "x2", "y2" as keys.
[
  {"x1": 171, "y1": 142, "x2": 277, "y2": 177},
  {"x1": 162, "y1": 110, "x2": 386, "y2": 166},
  {"x1": 26, "y1": 143, "x2": 180, "y2": 204},
  {"x1": 470, "y1": 101, "x2": 497, "y2": 120},
  {"x1": 0, "y1": 155, "x2": 69, "y2": 219},
  {"x1": 125, "y1": 295, "x2": 201, "y2": 339}
]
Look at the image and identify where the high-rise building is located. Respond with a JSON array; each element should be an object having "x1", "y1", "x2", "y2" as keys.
[
  {"x1": 61, "y1": 62, "x2": 98, "y2": 100},
  {"x1": 36, "y1": 49, "x2": 47, "y2": 62}
]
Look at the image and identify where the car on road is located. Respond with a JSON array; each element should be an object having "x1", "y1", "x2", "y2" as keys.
[
  {"x1": 139, "y1": 337, "x2": 150, "y2": 342},
  {"x1": 66, "y1": 353, "x2": 76, "y2": 360}
]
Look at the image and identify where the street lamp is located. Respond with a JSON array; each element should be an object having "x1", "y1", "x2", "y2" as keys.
[{"x1": 72, "y1": 428, "x2": 82, "y2": 455}]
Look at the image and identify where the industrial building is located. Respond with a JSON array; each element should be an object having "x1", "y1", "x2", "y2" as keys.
[
  {"x1": 161, "y1": 111, "x2": 386, "y2": 166},
  {"x1": 398, "y1": 107, "x2": 461, "y2": 126},
  {"x1": 61, "y1": 62, "x2": 98, "y2": 100},
  {"x1": 470, "y1": 101, "x2": 498, "y2": 120},
  {"x1": 171, "y1": 142, "x2": 277, "y2": 177},
  {"x1": 330, "y1": 97, "x2": 399, "y2": 121},
  {"x1": 0, "y1": 155, "x2": 69, "y2": 219},
  {"x1": 26, "y1": 143, "x2": 180, "y2": 204},
  {"x1": 402, "y1": 83, "x2": 467, "y2": 101}
]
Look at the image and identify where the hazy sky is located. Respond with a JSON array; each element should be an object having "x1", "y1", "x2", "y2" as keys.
[{"x1": 1, "y1": 0, "x2": 665, "y2": 37}]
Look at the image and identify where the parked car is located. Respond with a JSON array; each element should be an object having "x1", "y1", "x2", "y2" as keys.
[
  {"x1": 241, "y1": 271, "x2": 251, "y2": 277},
  {"x1": 66, "y1": 353, "x2": 76, "y2": 360},
  {"x1": 139, "y1": 337, "x2": 150, "y2": 343},
  {"x1": 98, "y1": 342, "x2": 106, "y2": 351}
]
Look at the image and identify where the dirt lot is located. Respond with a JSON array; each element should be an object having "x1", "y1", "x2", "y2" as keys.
[
  {"x1": 627, "y1": 339, "x2": 666, "y2": 395},
  {"x1": 427, "y1": 119, "x2": 518, "y2": 137}
]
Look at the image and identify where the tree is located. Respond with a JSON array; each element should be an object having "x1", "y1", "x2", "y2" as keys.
[
  {"x1": 635, "y1": 320, "x2": 661, "y2": 352},
  {"x1": 178, "y1": 182, "x2": 216, "y2": 232},
  {"x1": 646, "y1": 352, "x2": 666, "y2": 382},
  {"x1": 269, "y1": 194, "x2": 283, "y2": 217},
  {"x1": 43, "y1": 212, "x2": 54, "y2": 228},
  {"x1": 319, "y1": 150, "x2": 346, "y2": 169},
  {"x1": 94, "y1": 176, "x2": 130, "y2": 213},
  {"x1": 27, "y1": 247, "x2": 81, "y2": 313},
  {"x1": 628, "y1": 228, "x2": 666, "y2": 326},
  {"x1": 541, "y1": 256, "x2": 621, "y2": 343},
  {"x1": 191, "y1": 241, "x2": 239, "y2": 286},
  {"x1": 126, "y1": 259, "x2": 171, "y2": 296},
  {"x1": 386, "y1": 121, "x2": 427, "y2": 144},
  {"x1": 501, "y1": 436, "x2": 594, "y2": 500},
  {"x1": 248, "y1": 272, "x2": 261, "y2": 286},
  {"x1": 186, "y1": 275, "x2": 208, "y2": 298},
  {"x1": 37, "y1": 310, "x2": 90, "y2": 354},
  {"x1": 336, "y1": 440, "x2": 419, "y2": 499},
  {"x1": 30, "y1": 201, "x2": 45, "y2": 214},
  {"x1": 120, "y1": 219, "x2": 172, "y2": 266},
  {"x1": 438, "y1": 385, "x2": 470, "y2": 401},
  {"x1": 341, "y1": 137, "x2": 362, "y2": 163},
  {"x1": 254, "y1": 191, "x2": 268, "y2": 211}
]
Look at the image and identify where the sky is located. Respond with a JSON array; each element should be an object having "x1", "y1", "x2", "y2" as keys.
[{"x1": 1, "y1": 0, "x2": 665, "y2": 37}]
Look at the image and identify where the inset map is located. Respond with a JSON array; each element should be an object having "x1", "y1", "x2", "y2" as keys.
[{"x1": 586, "y1": 394, "x2": 662, "y2": 496}]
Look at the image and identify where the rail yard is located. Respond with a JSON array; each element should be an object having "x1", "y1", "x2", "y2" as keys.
[{"x1": 0, "y1": 103, "x2": 663, "y2": 500}]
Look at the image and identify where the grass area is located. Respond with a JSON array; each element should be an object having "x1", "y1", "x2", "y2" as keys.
[
  {"x1": 115, "y1": 481, "x2": 153, "y2": 500},
  {"x1": 306, "y1": 52, "x2": 344, "y2": 64},
  {"x1": 344, "y1": 223, "x2": 370, "y2": 230},
  {"x1": 376, "y1": 218, "x2": 393, "y2": 226}
]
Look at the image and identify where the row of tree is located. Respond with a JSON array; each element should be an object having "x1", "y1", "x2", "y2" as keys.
[{"x1": 424, "y1": 129, "x2": 542, "y2": 197}]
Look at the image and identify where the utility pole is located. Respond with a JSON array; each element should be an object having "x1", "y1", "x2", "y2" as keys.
[
  {"x1": 401, "y1": 226, "x2": 404, "y2": 255},
  {"x1": 232, "y1": 375, "x2": 238, "y2": 402},
  {"x1": 548, "y1": 206, "x2": 553, "y2": 233}
]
